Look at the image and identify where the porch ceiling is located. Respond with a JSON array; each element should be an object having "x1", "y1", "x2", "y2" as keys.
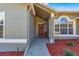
[{"x1": 34, "y1": 4, "x2": 51, "y2": 20}]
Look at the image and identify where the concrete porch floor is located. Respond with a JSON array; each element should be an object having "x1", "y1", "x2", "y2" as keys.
[{"x1": 25, "y1": 38, "x2": 50, "y2": 56}]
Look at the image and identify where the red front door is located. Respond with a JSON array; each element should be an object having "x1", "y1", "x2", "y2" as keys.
[{"x1": 38, "y1": 24, "x2": 45, "y2": 38}]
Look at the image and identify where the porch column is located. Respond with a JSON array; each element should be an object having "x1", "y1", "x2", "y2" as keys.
[{"x1": 49, "y1": 13, "x2": 55, "y2": 43}]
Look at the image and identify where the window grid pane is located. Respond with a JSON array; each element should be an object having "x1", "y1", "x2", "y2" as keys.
[
  {"x1": 60, "y1": 18, "x2": 68, "y2": 34},
  {"x1": 0, "y1": 12, "x2": 4, "y2": 38},
  {"x1": 69, "y1": 21, "x2": 73, "y2": 34},
  {"x1": 55, "y1": 17, "x2": 74, "y2": 35},
  {"x1": 55, "y1": 21, "x2": 59, "y2": 35}
]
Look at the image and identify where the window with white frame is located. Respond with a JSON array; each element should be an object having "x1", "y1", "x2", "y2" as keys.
[
  {"x1": 55, "y1": 16, "x2": 74, "y2": 35},
  {"x1": 0, "y1": 12, "x2": 5, "y2": 38}
]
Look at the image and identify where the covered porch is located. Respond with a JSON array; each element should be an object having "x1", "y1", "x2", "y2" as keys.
[
  {"x1": 24, "y1": 4, "x2": 56, "y2": 56},
  {"x1": 27, "y1": 4, "x2": 79, "y2": 45},
  {"x1": 34, "y1": 4, "x2": 79, "y2": 41},
  {"x1": 33, "y1": 4, "x2": 55, "y2": 43}
]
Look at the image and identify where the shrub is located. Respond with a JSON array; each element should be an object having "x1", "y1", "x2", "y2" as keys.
[
  {"x1": 67, "y1": 42, "x2": 75, "y2": 46},
  {"x1": 64, "y1": 48, "x2": 75, "y2": 56}
]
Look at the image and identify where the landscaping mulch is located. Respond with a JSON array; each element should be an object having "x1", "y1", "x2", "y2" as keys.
[{"x1": 46, "y1": 39, "x2": 79, "y2": 56}]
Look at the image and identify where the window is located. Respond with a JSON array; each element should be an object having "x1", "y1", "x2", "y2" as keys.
[
  {"x1": 0, "y1": 12, "x2": 5, "y2": 38},
  {"x1": 55, "y1": 21, "x2": 59, "y2": 35},
  {"x1": 55, "y1": 16, "x2": 74, "y2": 35},
  {"x1": 60, "y1": 18, "x2": 68, "y2": 34}
]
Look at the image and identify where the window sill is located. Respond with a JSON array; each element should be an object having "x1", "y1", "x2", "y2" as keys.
[
  {"x1": 55, "y1": 35, "x2": 79, "y2": 37},
  {"x1": 0, "y1": 39, "x2": 27, "y2": 43}
]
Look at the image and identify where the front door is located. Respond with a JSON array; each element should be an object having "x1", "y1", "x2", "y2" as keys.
[{"x1": 38, "y1": 24, "x2": 45, "y2": 38}]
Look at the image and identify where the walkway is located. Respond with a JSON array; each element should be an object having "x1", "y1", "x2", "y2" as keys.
[{"x1": 25, "y1": 38, "x2": 50, "y2": 56}]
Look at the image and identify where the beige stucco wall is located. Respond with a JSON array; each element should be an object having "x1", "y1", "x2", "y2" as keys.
[
  {"x1": 0, "y1": 3, "x2": 28, "y2": 52},
  {"x1": 0, "y1": 3, "x2": 27, "y2": 39},
  {"x1": 28, "y1": 11, "x2": 36, "y2": 45},
  {"x1": 76, "y1": 19, "x2": 79, "y2": 35}
]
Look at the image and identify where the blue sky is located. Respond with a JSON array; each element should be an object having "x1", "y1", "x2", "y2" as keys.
[{"x1": 48, "y1": 3, "x2": 79, "y2": 11}]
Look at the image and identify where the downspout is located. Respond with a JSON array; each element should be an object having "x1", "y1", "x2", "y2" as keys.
[
  {"x1": 24, "y1": 3, "x2": 36, "y2": 56},
  {"x1": 24, "y1": 5, "x2": 31, "y2": 56}
]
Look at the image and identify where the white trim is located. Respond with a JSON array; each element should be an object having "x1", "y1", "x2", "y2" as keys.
[
  {"x1": 73, "y1": 17, "x2": 79, "y2": 20},
  {"x1": 73, "y1": 20, "x2": 76, "y2": 35},
  {"x1": 58, "y1": 10, "x2": 79, "y2": 12},
  {"x1": 0, "y1": 39, "x2": 27, "y2": 43},
  {"x1": 59, "y1": 20, "x2": 60, "y2": 34},
  {"x1": 28, "y1": 4, "x2": 36, "y2": 16},
  {"x1": 54, "y1": 15, "x2": 75, "y2": 36},
  {"x1": 58, "y1": 15, "x2": 71, "y2": 21},
  {"x1": 3, "y1": 11, "x2": 5, "y2": 39},
  {"x1": 34, "y1": 4, "x2": 53, "y2": 13},
  {"x1": 50, "y1": 38, "x2": 54, "y2": 43},
  {"x1": 31, "y1": 4, "x2": 36, "y2": 15},
  {"x1": 49, "y1": 13, "x2": 55, "y2": 43},
  {"x1": 24, "y1": 7, "x2": 30, "y2": 56},
  {"x1": 55, "y1": 35, "x2": 79, "y2": 37},
  {"x1": 0, "y1": 11, "x2": 5, "y2": 39},
  {"x1": 73, "y1": 17, "x2": 79, "y2": 35},
  {"x1": 27, "y1": 7, "x2": 30, "y2": 47},
  {"x1": 67, "y1": 20, "x2": 69, "y2": 34},
  {"x1": 28, "y1": 5, "x2": 31, "y2": 12},
  {"x1": 24, "y1": 44, "x2": 29, "y2": 56},
  {"x1": 52, "y1": 17, "x2": 55, "y2": 43}
]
